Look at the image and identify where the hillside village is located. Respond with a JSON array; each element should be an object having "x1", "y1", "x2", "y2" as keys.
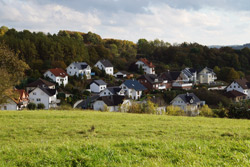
[{"x1": 1, "y1": 56, "x2": 249, "y2": 116}]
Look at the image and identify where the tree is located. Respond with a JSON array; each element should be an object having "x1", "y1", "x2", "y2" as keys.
[{"x1": 0, "y1": 43, "x2": 29, "y2": 104}]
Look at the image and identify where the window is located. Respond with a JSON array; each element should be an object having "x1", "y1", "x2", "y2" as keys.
[
  {"x1": 4, "y1": 106, "x2": 7, "y2": 110},
  {"x1": 37, "y1": 98, "x2": 41, "y2": 102},
  {"x1": 33, "y1": 92, "x2": 36, "y2": 95},
  {"x1": 70, "y1": 67, "x2": 72, "y2": 69},
  {"x1": 74, "y1": 67, "x2": 76, "y2": 69},
  {"x1": 69, "y1": 72, "x2": 71, "y2": 74},
  {"x1": 104, "y1": 92, "x2": 106, "y2": 95},
  {"x1": 51, "y1": 74, "x2": 53, "y2": 76}
]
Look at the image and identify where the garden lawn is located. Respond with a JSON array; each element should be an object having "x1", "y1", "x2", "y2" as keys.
[{"x1": 0, "y1": 110, "x2": 250, "y2": 166}]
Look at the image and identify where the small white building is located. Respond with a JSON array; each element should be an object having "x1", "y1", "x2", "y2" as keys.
[
  {"x1": 197, "y1": 67, "x2": 217, "y2": 84},
  {"x1": 44, "y1": 68, "x2": 68, "y2": 86},
  {"x1": 120, "y1": 80, "x2": 146, "y2": 100},
  {"x1": 0, "y1": 98, "x2": 19, "y2": 110},
  {"x1": 29, "y1": 87, "x2": 59, "y2": 109},
  {"x1": 94, "y1": 59, "x2": 114, "y2": 75},
  {"x1": 93, "y1": 95, "x2": 128, "y2": 112},
  {"x1": 226, "y1": 78, "x2": 250, "y2": 99},
  {"x1": 90, "y1": 80, "x2": 107, "y2": 93},
  {"x1": 170, "y1": 93, "x2": 204, "y2": 113},
  {"x1": 100, "y1": 86, "x2": 125, "y2": 97},
  {"x1": 135, "y1": 58, "x2": 155, "y2": 74},
  {"x1": 66, "y1": 62, "x2": 91, "y2": 79}
]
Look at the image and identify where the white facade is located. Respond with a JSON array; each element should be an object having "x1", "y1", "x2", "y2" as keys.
[
  {"x1": 171, "y1": 97, "x2": 198, "y2": 112},
  {"x1": 135, "y1": 60, "x2": 155, "y2": 74},
  {"x1": 94, "y1": 61, "x2": 113, "y2": 75},
  {"x1": 120, "y1": 84, "x2": 142, "y2": 100},
  {"x1": 44, "y1": 71, "x2": 68, "y2": 87},
  {"x1": 90, "y1": 83, "x2": 107, "y2": 93},
  {"x1": 29, "y1": 88, "x2": 58, "y2": 109},
  {"x1": 66, "y1": 63, "x2": 91, "y2": 79},
  {"x1": 100, "y1": 88, "x2": 125, "y2": 97},
  {"x1": 114, "y1": 71, "x2": 127, "y2": 78},
  {"x1": 197, "y1": 68, "x2": 217, "y2": 84},
  {"x1": 226, "y1": 82, "x2": 250, "y2": 99},
  {"x1": 0, "y1": 99, "x2": 18, "y2": 110}
]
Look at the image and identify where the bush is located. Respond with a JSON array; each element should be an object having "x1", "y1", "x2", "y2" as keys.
[
  {"x1": 37, "y1": 103, "x2": 45, "y2": 109},
  {"x1": 27, "y1": 103, "x2": 36, "y2": 110},
  {"x1": 199, "y1": 105, "x2": 214, "y2": 117},
  {"x1": 166, "y1": 106, "x2": 186, "y2": 116}
]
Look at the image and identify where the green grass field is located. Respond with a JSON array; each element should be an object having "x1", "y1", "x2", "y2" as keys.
[{"x1": 0, "y1": 110, "x2": 250, "y2": 166}]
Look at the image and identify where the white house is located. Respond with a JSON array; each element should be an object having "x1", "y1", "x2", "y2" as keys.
[
  {"x1": 170, "y1": 93, "x2": 205, "y2": 114},
  {"x1": 44, "y1": 68, "x2": 68, "y2": 87},
  {"x1": 120, "y1": 80, "x2": 146, "y2": 100},
  {"x1": 66, "y1": 62, "x2": 91, "y2": 79},
  {"x1": 181, "y1": 68, "x2": 197, "y2": 83},
  {"x1": 94, "y1": 59, "x2": 114, "y2": 75},
  {"x1": 135, "y1": 58, "x2": 155, "y2": 74},
  {"x1": 0, "y1": 98, "x2": 19, "y2": 110},
  {"x1": 226, "y1": 78, "x2": 250, "y2": 99},
  {"x1": 90, "y1": 80, "x2": 107, "y2": 93},
  {"x1": 29, "y1": 87, "x2": 59, "y2": 109},
  {"x1": 100, "y1": 86, "x2": 125, "y2": 97},
  {"x1": 93, "y1": 95, "x2": 128, "y2": 112},
  {"x1": 197, "y1": 67, "x2": 217, "y2": 84}
]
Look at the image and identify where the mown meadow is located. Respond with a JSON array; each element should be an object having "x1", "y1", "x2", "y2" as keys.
[{"x1": 0, "y1": 110, "x2": 250, "y2": 166}]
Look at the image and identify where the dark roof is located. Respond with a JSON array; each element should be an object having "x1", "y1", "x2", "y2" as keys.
[
  {"x1": 234, "y1": 78, "x2": 250, "y2": 89},
  {"x1": 97, "y1": 95, "x2": 125, "y2": 106},
  {"x1": 174, "y1": 93, "x2": 201, "y2": 104},
  {"x1": 27, "y1": 78, "x2": 55, "y2": 87},
  {"x1": 123, "y1": 80, "x2": 146, "y2": 91},
  {"x1": 76, "y1": 95, "x2": 100, "y2": 109},
  {"x1": 91, "y1": 80, "x2": 107, "y2": 86},
  {"x1": 159, "y1": 71, "x2": 181, "y2": 81},
  {"x1": 107, "y1": 86, "x2": 122, "y2": 95},
  {"x1": 37, "y1": 86, "x2": 56, "y2": 96},
  {"x1": 138, "y1": 74, "x2": 163, "y2": 84},
  {"x1": 71, "y1": 62, "x2": 89, "y2": 70},
  {"x1": 48, "y1": 68, "x2": 68, "y2": 77},
  {"x1": 99, "y1": 59, "x2": 113, "y2": 67},
  {"x1": 224, "y1": 90, "x2": 246, "y2": 98}
]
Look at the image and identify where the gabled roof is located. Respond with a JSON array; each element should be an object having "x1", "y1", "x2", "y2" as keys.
[
  {"x1": 198, "y1": 67, "x2": 215, "y2": 74},
  {"x1": 159, "y1": 71, "x2": 181, "y2": 81},
  {"x1": 106, "y1": 86, "x2": 122, "y2": 95},
  {"x1": 233, "y1": 78, "x2": 250, "y2": 89},
  {"x1": 48, "y1": 68, "x2": 68, "y2": 77},
  {"x1": 15, "y1": 89, "x2": 28, "y2": 101},
  {"x1": 173, "y1": 93, "x2": 201, "y2": 104},
  {"x1": 122, "y1": 80, "x2": 146, "y2": 91},
  {"x1": 182, "y1": 68, "x2": 196, "y2": 77},
  {"x1": 70, "y1": 62, "x2": 89, "y2": 70},
  {"x1": 31, "y1": 86, "x2": 57, "y2": 97},
  {"x1": 137, "y1": 58, "x2": 155, "y2": 68},
  {"x1": 224, "y1": 90, "x2": 246, "y2": 98},
  {"x1": 115, "y1": 71, "x2": 130, "y2": 75},
  {"x1": 138, "y1": 74, "x2": 163, "y2": 84},
  {"x1": 75, "y1": 95, "x2": 100, "y2": 109},
  {"x1": 91, "y1": 80, "x2": 107, "y2": 86},
  {"x1": 96, "y1": 95, "x2": 125, "y2": 106},
  {"x1": 26, "y1": 78, "x2": 55, "y2": 87},
  {"x1": 99, "y1": 59, "x2": 113, "y2": 67}
]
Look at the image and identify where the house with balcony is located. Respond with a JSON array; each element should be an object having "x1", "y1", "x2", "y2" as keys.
[
  {"x1": 66, "y1": 62, "x2": 91, "y2": 79},
  {"x1": 135, "y1": 58, "x2": 155, "y2": 74},
  {"x1": 29, "y1": 86, "x2": 60, "y2": 109},
  {"x1": 137, "y1": 74, "x2": 166, "y2": 91},
  {"x1": 197, "y1": 67, "x2": 217, "y2": 84},
  {"x1": 120, "y1": 80, "x2": 146, "y2": 100},
  {"x1": 44, "y1": 68, "x2": 68, "y2": 86}
]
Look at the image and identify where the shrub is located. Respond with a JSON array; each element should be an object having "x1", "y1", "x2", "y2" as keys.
[
  {"x1": 37, "y1": 103, "x2": 45, "y2": 109},
  {"x1": 199, "y1": 105, "x2": 214, "y2": 117},
  {"x1": 166, "y1": 106, "x2": 186, "y2": 116},
  {"x1": 27, "y1": 103, "x2": 36, "y2": 110}
]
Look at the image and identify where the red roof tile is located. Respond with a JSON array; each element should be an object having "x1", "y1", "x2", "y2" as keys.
[
  {"x1": 48, "y1": 68, "x2": 68, "y2": 77},
  {"x1": 139, "y1": 58, "x2": 155, "y2": 68}
]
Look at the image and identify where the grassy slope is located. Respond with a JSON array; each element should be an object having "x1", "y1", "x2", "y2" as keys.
[{"x1": 0, "y1": 110, "x2": 249, "y2": 167}]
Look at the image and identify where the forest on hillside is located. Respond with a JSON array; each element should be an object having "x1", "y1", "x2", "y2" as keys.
[{"x1": 1, "y1": 26, "x2": 250, "y2": 83}]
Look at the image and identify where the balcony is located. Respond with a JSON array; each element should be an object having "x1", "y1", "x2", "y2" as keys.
[{"x1": 172, "y1": 82, "x2": 193, "y2": 89}]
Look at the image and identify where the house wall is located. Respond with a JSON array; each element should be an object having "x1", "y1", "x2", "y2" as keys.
[
  {"x1": 100, "y1": 89, "x2": 113, "y2": 97},
  {"x1": 171, "y1": 97, "x2": 199, "y2": 112},
  {"x1": 93, "y1": 100, "x2": 105, "y2": 111},
  {"x1": 197, "y1": 68, "x2": 216, "y2": 84},
  {"x1": 90, "y1": 83, "x2": 106, "y2": 93},
  {"x1": 67, "y1": 64, "x2": 91, "y2": 79},
  {"x1": 95, "y1": 61, "x2": 113, "y2": 75},
  {"x1": 135, "y1": 61, "x2": 155, "y2": 74},
  {"x1": 0, "y1": 99, "x2": 18, "y2": 110},
  {"x1": 226, "y1": 82, "x2": 250, "y2": 99},
  {"x1": 29, "y1": 88, "x2": 52, "y2": 109},
  {"x1": 44, "y1": 71, "x2": 68, "y2": 86}
]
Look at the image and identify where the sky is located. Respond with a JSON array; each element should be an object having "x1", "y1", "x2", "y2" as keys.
[{"x1": 1, "y1": 0, "x2": 250, "y2": 45}]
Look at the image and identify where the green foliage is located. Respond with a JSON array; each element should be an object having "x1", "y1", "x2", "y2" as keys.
[
  {"x1": 1, "y1": 110, "x2": 249, "y2": 166},
  {"x1": 37, "y1": 103, "x2": 45, "y2": 110},
  {"x1": 199, "y1": 105, "x2": 214, "y2": 117},
  {"x1": 27, "y1": 103, "x2": 36, "y2": 110},
  {"x1": 228, "y1": 103, "x2": 250, "y2": 119},
  {"x1": 166, "y1": 106, "x2": 186, "y2": 116}
]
